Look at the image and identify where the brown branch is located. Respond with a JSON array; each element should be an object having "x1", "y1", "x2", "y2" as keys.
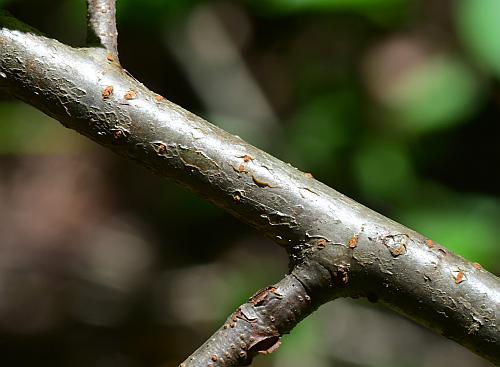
[
  {"x1": 1, "y1": 13, "x2": 499, "y2": 366},
  {"x1": 86, "y1": 0, "x2": 119, "y2": 62}
]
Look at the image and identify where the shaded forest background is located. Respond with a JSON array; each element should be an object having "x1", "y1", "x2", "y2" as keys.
[{"x1": 0, "y1": 0, "x2": 499, "y2": 366}]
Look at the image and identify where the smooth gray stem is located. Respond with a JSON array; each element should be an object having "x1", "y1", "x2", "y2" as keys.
[
  {"x1": 0, "y1": 15, "x2": 499, "y2": 366},
  {"x1": 86, "y1": 0, "x2": 119, "y2": 62}
]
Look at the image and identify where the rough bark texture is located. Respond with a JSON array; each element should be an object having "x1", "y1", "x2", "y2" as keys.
[{"x1": 0, "y1": 11, "x2": 499, "y2": 367}]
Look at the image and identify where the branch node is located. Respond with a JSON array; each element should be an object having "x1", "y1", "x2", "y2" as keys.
[{"x1": 86, "y1": 0, "x2": 119, "y2": 62}]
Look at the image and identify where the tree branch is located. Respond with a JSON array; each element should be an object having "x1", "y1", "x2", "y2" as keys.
[
  {"x1": 1, "y1": 14, "x2": 499, "y2": 366},
  {"x1": 86, "y1": 0, "x2": 119, "y2": 62},
  {"x1": 181, "y1": 272, "x2": 323, "y2": 367}
]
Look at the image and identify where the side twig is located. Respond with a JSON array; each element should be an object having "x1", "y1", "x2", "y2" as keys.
[
  {"x1": 181, "y1": 272, "x2": 321, "y2": 367},
  {"x1": 86, "y1": 0, "x2": 119, "y2": 62}
]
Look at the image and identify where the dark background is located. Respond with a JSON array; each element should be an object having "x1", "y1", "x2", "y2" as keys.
[{"x1": 0, "y1": 0, "x2": 498, "y2": 366}]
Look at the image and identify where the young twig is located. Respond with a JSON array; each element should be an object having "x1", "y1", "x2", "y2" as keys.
[{"x1": 86, "y1": 0, "x2": 119, "y2": 62}]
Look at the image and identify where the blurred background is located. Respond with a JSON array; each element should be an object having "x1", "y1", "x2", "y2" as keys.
[{"x1": 0, "y1": 0, "x2": 499, "y2": 366}]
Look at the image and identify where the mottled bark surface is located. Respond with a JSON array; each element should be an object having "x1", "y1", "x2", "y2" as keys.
[{"x1": 0, "y1": 10, "x2": 499, "y2": 367}]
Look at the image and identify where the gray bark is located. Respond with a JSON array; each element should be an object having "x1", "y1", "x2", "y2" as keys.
[
  {"x1": 86, "y1": 0, "x2": 119, "y2": 63},
  {"x1": 0, "y1": 10, "x2": 499, "y2": 367}
]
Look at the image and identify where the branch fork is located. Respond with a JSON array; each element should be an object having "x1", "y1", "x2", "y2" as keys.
[{"x1": 0, "y1": 3, "x2": 498, "y2": 366}]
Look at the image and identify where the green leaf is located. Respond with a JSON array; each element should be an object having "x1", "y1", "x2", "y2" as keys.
[{"x1": 456, "y1": 0, "x2": 500, "y2": 78}]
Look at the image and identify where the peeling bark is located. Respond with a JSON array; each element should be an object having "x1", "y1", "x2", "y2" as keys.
[
  {"x1": 0, "y1": 12, "x2": 499, "y2": 367},
  {"x1": 181, "y1": 274, "x2": 319, "y2": 367}
]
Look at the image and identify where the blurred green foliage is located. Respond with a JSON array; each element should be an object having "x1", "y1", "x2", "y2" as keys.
[
  {"x1": 456, "y1": 0, "x2": 500, "y2": 79},
  {"x1": 0, "y1": 102, "x2": 84, "y2": 153},
  {"x1": 249, "y1": 0, "x2": 405, "y2": 13},
  {"x1": 285, "y1": 91, "x2": 354, "y2": 174},
  {"x1": 387, "y1": 56, "x2": 481, "y2": 133},
  {"x1": 117, "y1": 0, "x2": 200, "y2": 27},
  {"x1": 353, "y1": 139, "x2": 415, "y2": 200},
  {"x1": 400, "y1": 195, "x2": 500, "y2": 265}
]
